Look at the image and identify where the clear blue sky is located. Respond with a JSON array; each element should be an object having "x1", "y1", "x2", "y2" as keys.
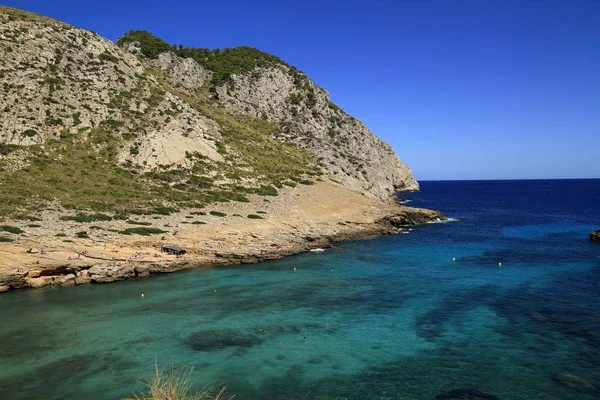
[{"x1": 4, "y1": 0, "x2": 599, "y2": 180}]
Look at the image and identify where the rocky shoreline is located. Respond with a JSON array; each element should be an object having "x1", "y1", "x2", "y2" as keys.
[{"x1": 0, "y1": 182, "x2": 445, "y2": 293}]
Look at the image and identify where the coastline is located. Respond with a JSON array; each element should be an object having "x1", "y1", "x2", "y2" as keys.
[{"x1": 0, "y1": 181, "x2": 445, "y2": 293}]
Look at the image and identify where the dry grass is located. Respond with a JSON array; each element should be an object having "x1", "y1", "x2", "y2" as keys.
[{"x1": 127, "y1": 364, "x2": 234, "y2": 400}]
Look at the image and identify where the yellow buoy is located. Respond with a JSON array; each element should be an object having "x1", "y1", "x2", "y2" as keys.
[
  {"x1": 141, "y1": 293, "x2": 145, "y2": 298},
  {"x1": 498, "y1": 262, "x2": 502, "y2": 267},
  {"x1": 293, "y1": 267, "x2": 297, "y2": 271}
]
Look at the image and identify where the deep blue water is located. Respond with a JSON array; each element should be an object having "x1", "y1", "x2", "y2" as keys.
[{"x1": 0, "y1": 179, "x2": 599, "y2": 400}]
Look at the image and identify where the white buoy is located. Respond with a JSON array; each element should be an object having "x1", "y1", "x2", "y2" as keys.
[
  {"x1": 498, "y1": 262, "x2": 502, "y2": 267},
  {"x1": 452, "y1": 258, "x2": 456, "y2": 262},
  {"x1": 141, "y1": 293, "x2": 145, "y2": 298}
]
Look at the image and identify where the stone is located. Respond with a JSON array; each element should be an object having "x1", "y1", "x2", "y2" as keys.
[
  {"x1": 134, "y1": 265, "x2": 151, "y2": 277},
  {"x1": 26, "y1": 277, "x2": 47, "y2": 288},
  {"x1": 0, "y1": 285, "x2": 9, "y2": 293},
  {"x1": 27, "y1": 269, "x2": 42, "y2": 278},
  {"x1": 59, "y1": 274, "x2": 76, "y2": 287},
  {"x1": 87, "y1": 264, "x2": 135, "y2": 283},
  {"x1": 26, "y1": 248, "x2": 39, "y2": 254},
  {"x1": 552, "y1": 372, "x2": 595, "y2": 393},
  {"x1": 590, "y1": 229, "x2": 600, "y2": 242}
]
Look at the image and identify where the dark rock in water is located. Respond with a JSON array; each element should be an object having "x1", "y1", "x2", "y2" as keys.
[
  {"x1": 435, "y1": 388, "x2": 501, "y2": 400},
  {"x1": 552, "y1": 372, "x2": 596, "y2": 393},
  {"x1": 591, "y1": 229, "x2": 600, "y2": 242},
  {"x1": 187, "y1": 329, "x2": 264, "y2": 351}
]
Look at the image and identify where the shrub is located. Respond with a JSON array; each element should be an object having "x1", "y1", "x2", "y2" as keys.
[
  {"x1": 127, "y1": 363, "x2": 233, "y2": 400},
  {"x1": 209, "y1": 211, "x2": 226, "y2": 217},
  {"x1": 75, "y1": 231, "x2": 89, "y2": 239},
  {"x1": 21, "y1": 129, "x2": 37, "y2": 137},
  {"x1": 0, "y1": 225, "x2": 24, "y2": 234},
  {"x1": 0, "y1": 237, "x2": 15, "y2": 242},
  {"x1": 255, "y1": 185, "x2": 278, "y2": 196},
  {"x1": 118, "y1": 227, "x2": 167, "y2": 235},
  {"x1": 152, "y1": 206, "x2": 179, "y2": 215},
  {"x1": 247, "y1": 214, "x2": 263, "y2": 219},
  {"x1": 60, "y1": 214, "x2": 113, "y2": 223},
  {"x1": 126, "y1": 220, "x2": 152, "y2": 226}
]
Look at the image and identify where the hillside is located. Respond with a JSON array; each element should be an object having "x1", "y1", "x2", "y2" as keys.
[
  {"x1": 117, "y1": 30, "x2": 419, "y2": 198},
  {"x1": 0, "y1": 6, "x2": 442, "y2": 292}
]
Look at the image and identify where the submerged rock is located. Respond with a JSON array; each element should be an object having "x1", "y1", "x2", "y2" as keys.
[
  {"x1": 590, "y1": 229, "x2": 600, "y2": 242},
  {"x1": 435, "y1": 388, "x2": 500, "y2": 400},
  {"x1": 187, "y1": 330, "x2": 264, "y2": 351},
  {"x1": 552, "y1": 372, "x2": 595, "y2": 393}
]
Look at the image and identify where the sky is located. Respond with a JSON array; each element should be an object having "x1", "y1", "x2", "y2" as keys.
[{"x1": 3, "y1": 0, "x2": 599, "y2": 180}]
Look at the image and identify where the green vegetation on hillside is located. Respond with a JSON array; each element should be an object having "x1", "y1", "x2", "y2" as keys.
[
  {"x1": 117, "y1": 30, "x2": 292, "y2": 85},
  {"x1": 0, "y1": 11, "x2": 321, "y2": 220}
]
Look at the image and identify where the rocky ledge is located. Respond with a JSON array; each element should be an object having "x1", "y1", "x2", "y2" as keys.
[
  {"x1": 0, "y1": 181, "x2": 446, "y2": 293},
  {"x1": 0, "y1": 207, "x2": 445, "y2": 293},
  {"x1": 590, "y1": 229, "x2": 600, "y2": 242}
]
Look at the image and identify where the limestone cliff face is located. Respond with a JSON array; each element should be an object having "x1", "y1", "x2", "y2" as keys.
[
  {"x1": 147, "y1": 50, "x2": 420, "y2": 198},
  {"x1": 0, "y1": 8, "x2": 223, "y2": 172},
  {"x1": 0, "y1": 6, "x2": 419, "y2": 201},
  {"x1": 212, "y1": 65, "x2": 419, "y2": 198}
]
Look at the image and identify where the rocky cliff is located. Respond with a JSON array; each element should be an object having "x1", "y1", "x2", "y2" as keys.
[
  {"x1": 0, "y1": 6, "x2": 418, "y2": 220},
  {"x1": 117, "y1": 31, "x2": 419, "y2": 199}
]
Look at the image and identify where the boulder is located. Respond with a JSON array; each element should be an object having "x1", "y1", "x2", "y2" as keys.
[
  {"x1": 591, "y1": 229, "x2": 600, "y2": 242},
  {"x1": 27, "y1": 269, "x2": 42, "y2": 278},
  {"x1": 0, "y1": 285, "x2": 9, "y2": 293},
  {"x1": 134, "y1": 265, "x2": 151, "y2": 277},
  {"x1": 88, "y1": 264, "x2": 135, "y2": 283},
  {"x1": 59, "y1": 274, "x2": 76, "y2": 287},
  {"x1": 552, "y1": 372, "x2": 595, "y2": 393},
  {"x1": 26, "y1": 277, "x2": 47, "y2": 288}
]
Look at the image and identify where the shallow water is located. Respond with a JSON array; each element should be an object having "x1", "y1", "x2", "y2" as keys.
[{"x1": 1, "y1": 179, "x2": 599, "y2": 400}]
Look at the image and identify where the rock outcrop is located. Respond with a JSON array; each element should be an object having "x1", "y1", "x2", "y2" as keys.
[
  {"x1": 119, "y1": 30, "x2": 419, "y2": 199},
  {"x1": 591, "y1": 230, "x2": 600, "y2": 242},
  {"x1": 213, "y1": 65, "x2": 419, "y2": 198},
  {"x1": 0, "y1": 7, "x2": 223, "y2": 172}
]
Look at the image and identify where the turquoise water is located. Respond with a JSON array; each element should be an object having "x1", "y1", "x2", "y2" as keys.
[{"x1": 1, "y1": 179, "x2": 599, "y2": 399}]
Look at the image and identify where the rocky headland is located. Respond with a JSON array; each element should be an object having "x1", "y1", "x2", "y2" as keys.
[{"x1": 0, "y1": 6, "x2": 445, "y2": 293}]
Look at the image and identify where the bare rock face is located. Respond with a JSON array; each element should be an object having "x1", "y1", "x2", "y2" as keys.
[
  {"x1": 1, "y1": 7, "x2": 420, "y2": 203},
  {"x1": 148, "y1": 52, "x2": 211, "y2": 90},
  {"x1": 591, "y1": 229, "x2": 600, "y2": 242},
  {"x1": 0, "y1": 8, "x2": 223, "y2": 172},
  {"x1": 213, "y1": 65, "x2": 419, "y2": 199}
]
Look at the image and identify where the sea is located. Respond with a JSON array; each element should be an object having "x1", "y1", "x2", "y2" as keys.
[{"x1": 0, "y1": 179, "x2": 599, "y2": 400}]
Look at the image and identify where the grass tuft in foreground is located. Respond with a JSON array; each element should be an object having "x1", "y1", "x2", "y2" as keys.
[{"x1": 126, "y1": 364, "x2": 234, "y2": 400}]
